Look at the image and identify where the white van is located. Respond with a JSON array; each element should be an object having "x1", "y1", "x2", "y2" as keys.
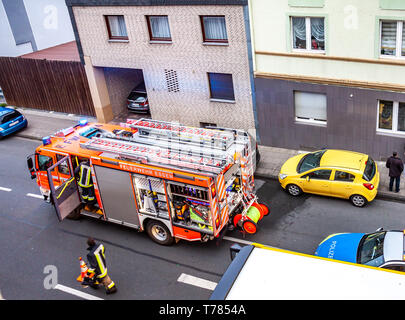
[{"x1": 211, "y1": 243, "x2": 405, "y2": 300}]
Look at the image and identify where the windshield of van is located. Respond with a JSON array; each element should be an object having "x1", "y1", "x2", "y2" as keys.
[
  {"x1": 363, "y1": 157, "x2": 376, "y2": 181},
  {"x1": 357, "y1": 231, "x2": 385, "y2": 267},
  {"x1": 297, "y1": 150, "x2": 326, "y2": 173}
]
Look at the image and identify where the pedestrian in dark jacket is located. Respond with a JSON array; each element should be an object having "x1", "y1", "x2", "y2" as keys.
[{"x1": 386, "y1": 152, "x2": 403, "y2": 193}]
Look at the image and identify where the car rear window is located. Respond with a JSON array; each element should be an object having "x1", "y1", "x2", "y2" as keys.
[
  {"x1": 128, "y1": 92, "x2": 146, "y2": 100},
  {"x1": 1, "y1": 110, "x2": 22, "y2": 124},
  {"x1": 363, "y1": 157, "x2": 376, "y2": 181}
]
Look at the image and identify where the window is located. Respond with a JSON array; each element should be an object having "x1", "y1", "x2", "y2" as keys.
[
  {"x1": 105, "y1": 15, "x2": 128, "y2": 40},
  {"x1": 38, "y1": 155, "x2": 53, "y2": 171},
  {"x1": 380, "y1": 20, "x2": 405, "y2": 58},
  {"x1": 377, "y1": 100, "x2": 405, "y2": 134},
  {"x1": 294, "y1": 91, "x2": 327, "y2": 124},
  {"x1": 0, "y1": 110, "x2": 21, "y2": 124},
  {"x1": 146, "y1": 16, "x2": 171, "y2": 41},
  {"x1": 297, "y1": 150, "x2": 326, "y2": 173},
  {"x1": 302, "y1": 169, "x2": 332, "y2": 180},
  {"x1": 363, "y1": 157, "x2": 376, "y2": 182},
  {"x1": 334, "y1": 171, "x2": 355, "y2": 182},
  {"x1": 292, "y1": 16, "x2": 325, "y2": 52},
  {"x1": 201, "y1": 16, "x2": 228, "y2": 43},
  {"x1": 208, "y1": 73, "x2": 235, "y2": 101},
  {"x1": 56, "y1": 154, "x2": 70, "y2": 175},
  {"x1": 358, "y1": 232, "x2": 385, "y2": 267}
]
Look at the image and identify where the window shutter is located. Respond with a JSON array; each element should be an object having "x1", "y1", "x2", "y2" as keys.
[{"x1": 294, "y1": 91, "x2": 327, "y2": 121}]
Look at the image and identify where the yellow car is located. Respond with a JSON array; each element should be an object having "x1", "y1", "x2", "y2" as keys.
[{"x1": 278, "y1": 149, "x2": 379, "y2": 207}]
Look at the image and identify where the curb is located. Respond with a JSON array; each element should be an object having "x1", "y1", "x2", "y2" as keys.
[{"x1": 254, "y1": 171, "x2": 405, "y2": 204}]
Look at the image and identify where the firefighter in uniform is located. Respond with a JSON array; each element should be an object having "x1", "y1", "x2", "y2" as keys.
[
  {"x1": 83, "y1": 237, "x2": 117, "y2": 295},
  {"x1": 74, "y1": 160, "x2": 95, "y2": 204}
]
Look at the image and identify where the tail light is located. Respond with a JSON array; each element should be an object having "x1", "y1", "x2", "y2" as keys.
[{"x1": 363, "y1": 183, "x2": 374, "y2": 190}]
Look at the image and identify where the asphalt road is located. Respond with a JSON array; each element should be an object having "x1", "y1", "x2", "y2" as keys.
[{"x1": 1, "y1": 135, "x2": 405, "y2": 300}]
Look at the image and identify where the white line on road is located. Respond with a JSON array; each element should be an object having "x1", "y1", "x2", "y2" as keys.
[
  {"x1": 26, "y1": 193, "x2": 43, "y2": 199},
  {"x1": 54, "y1": 284, "x2": 104, "y2": 300},
  {"x1": 0, "y1": 187, "x2": 11, "y2": 192},
  {"x1": 177, "y1": 273, "x2": 217, "y2": 291}
]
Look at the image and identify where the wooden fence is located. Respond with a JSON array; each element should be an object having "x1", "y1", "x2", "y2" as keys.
[{"x1": 0, "y1": 57, "x2": 95, "y2": 116}]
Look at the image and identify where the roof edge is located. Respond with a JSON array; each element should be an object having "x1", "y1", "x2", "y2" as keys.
[{"x1": 66, "y1": 0, "x2": 248, "y2": 7}]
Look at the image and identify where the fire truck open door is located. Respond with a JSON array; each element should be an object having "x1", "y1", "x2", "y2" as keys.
[{"x1": 47, "y1": 155, "x2": 81, "y2": 221}]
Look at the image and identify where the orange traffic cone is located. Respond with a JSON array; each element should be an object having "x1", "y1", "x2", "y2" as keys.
[{"x1": 76, "y1": 257, "x2": 88, "y2": 282}]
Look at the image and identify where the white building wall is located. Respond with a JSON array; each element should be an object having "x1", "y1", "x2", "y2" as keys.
[
  {"x1": 23, "y1": 0, "x2": 75, "y2": 51},
  {"x1": 0, "y1": 0, "x2": 74, "y2": 57},
  {"x1": 0, "y1": 1, "x2": 33, "y2": 57}
]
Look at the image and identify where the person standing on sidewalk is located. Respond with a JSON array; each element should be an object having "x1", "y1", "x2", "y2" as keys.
[
  {"x1": 386, "y1": 152, "x2": 403, "y2": 193},
  {"x1": 84, "y1": 237, "x2": 117, "y2": 295}
]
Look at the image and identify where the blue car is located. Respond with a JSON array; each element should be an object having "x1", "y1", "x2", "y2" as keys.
[
  {"x1": 315, "y1": 229, "x2": 405, "y2": 271},
  {"x1": 0, "y1": 107, "x2": 27, "y2": 138}
]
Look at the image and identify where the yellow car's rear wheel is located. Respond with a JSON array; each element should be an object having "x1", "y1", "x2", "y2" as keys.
[{"x1": 350, "y1": 194, "x2": 367, "y2": 208}]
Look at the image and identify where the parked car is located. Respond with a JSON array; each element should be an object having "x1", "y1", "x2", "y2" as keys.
[
  {"x1": 278, "y1": 149, "x2": 379, "y2": 207},
  {"x1": 127, "y1": 82, "x2": 149, "y2": 113},
  {"x1": 315, "y1": 228, "x2": 405, "y2": 272},
  {"x1": 0, "y1": 107, "x2": 28, "y2": 138}
]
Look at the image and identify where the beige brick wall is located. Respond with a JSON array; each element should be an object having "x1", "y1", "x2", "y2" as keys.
[{"x1": 73, "y1": 5, "x2": 256, "y2": 134}]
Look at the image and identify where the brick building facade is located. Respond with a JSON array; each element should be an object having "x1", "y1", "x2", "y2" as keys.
[{"x1": 67, "y1": 0, "x2": 257, "y2": 137}]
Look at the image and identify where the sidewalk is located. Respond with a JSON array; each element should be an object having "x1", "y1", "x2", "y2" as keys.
[{"x1": 14, "y1": 107, "x2": 405, "y2": 203}]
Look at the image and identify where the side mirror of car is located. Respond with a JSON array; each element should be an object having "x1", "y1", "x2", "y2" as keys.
[
  {"x1": 306, "y1": 176, "x2": 310, "y2": 182},
  {"x1": 230, "y1": 243, "x2": 242, "y2": 261}
]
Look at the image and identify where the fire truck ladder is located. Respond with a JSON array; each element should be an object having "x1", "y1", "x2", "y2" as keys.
[
  {"x1": 127, "y1": 119, "x2": 235, "y2": 151},
  {"x1": 80, "y1": 137, "x2": 227, "y2": 174}
]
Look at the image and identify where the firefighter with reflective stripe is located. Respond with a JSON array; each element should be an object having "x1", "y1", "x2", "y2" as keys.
[
  {"x1": 74, "y1": 160, "x2": 95, "y2": 203},
  {"x1": 83, "y1": 237, "x2": 117, "y2": 294}
]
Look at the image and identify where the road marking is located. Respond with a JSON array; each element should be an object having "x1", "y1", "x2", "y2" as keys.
[
  {"x1": 223, "y1": 236, "x2": 255, "y2": 246},
  {"x1": 26, "y1": 193, "x2": 43, "y2": 199},
  {"x1": 54, "y1": 284, "x2": 104, "y2": 300},
  {"x1": 0, "y1": 187, "x2": 11, "y2": 192},
  {"x1": 177, "y1": 273, "x2": 217, "y2": 291}
]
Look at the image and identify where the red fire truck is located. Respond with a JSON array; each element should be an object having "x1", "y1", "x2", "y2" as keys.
[{"x1": 27, "y1": 118, "x2": 269, "y2": 245}]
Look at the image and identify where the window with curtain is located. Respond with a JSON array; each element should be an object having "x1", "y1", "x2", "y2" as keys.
[
  {"x1": 292, "y1": 17, "x2": 325, "y2": 52},
  {"x1": 380, "y1": 20, "x2": 405, "y2": 58},
  {"x1": 377, "y1": 100, "x2": 405, "y2": 134},
  {"x1": 294, "y1": 91, "x2": 327, "y2": 124},
  {"x1": 208, "y1": 73, "x2": 235, "y2": 101},
  {"x1": 147, "y1": 16, "x2": 171, "y2": 41},
  {"x1": 381, "y1": 21, "x2": 397, "y2": 56},
  {"x1": 105, "y1": 15, "x2": 128, "y2": 40},
  {"x1": 201, "y1": 16, "x2": 228, "y2": 43}
]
